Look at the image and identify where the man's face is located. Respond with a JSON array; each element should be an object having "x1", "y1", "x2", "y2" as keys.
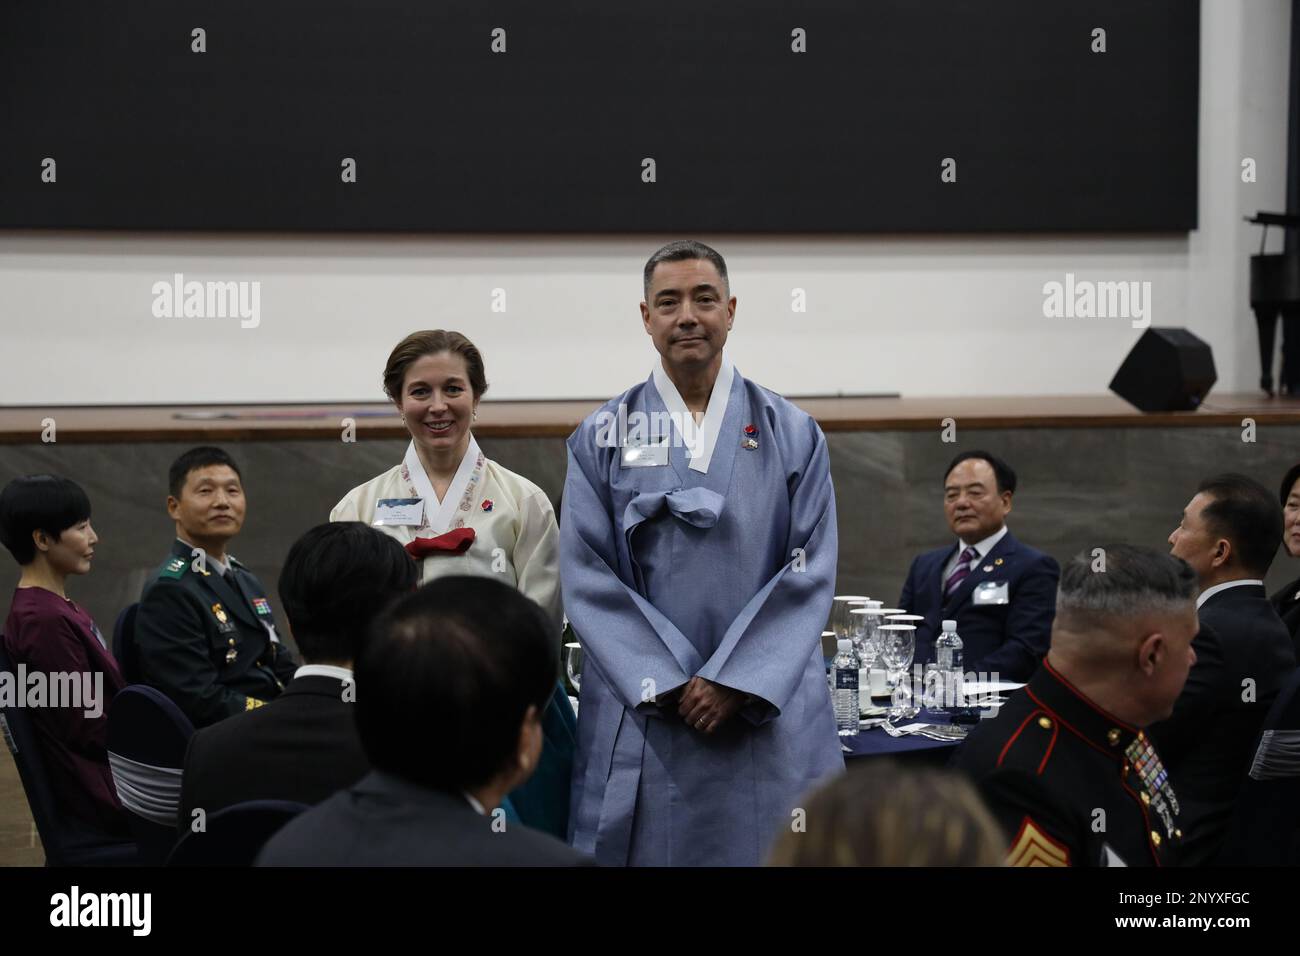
[
  {"x1": 1144, "y1": 606, "x2": 1199, "y2": 722},
  {"x1": 167, "y1": 464, "x2": 245, "y2": 544},
  {"x1": 1168, "y1": 492, "x2": 1223, "y2": 584},
  {"x1": 943, "y1": 458, "x2": 1011, "y2": 543},
  {"x1": 640, "y1": 259, "x2": 735, "y2": 372}
]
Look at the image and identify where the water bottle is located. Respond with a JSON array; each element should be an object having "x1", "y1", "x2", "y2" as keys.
[
  {"x1": 934, "y1": 619, "x2": 964, "y2": 715},
  {"x1": 832, "y1": 638, "x2": 860, "y2": 737}
]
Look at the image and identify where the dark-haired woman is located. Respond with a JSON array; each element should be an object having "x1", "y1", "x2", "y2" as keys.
[
  {"x1": 1269, "y1": 463, "x2": 1300, "y2": 656},
  {"x1": 0, "y1": 475, "x2": 128, "y2": 837},
  {"x1": 331, "y1": 330, "x2": 573, "y2": 838}
]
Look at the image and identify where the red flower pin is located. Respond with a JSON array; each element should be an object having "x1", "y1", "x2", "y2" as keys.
[
  {"x1": 481, "y1": 499, "x2": 493, "y2": 512},
  {"x1": 744, "y1": 424, "x2": 757, "y2": 436}
]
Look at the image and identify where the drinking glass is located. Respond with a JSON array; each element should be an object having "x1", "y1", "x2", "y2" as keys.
[
  {"x1": 878, "y1": 623, "x2": 916, "y2": 691},
  {"x1": 831, "y1": 595, "x2": 870, "y2": 647}
]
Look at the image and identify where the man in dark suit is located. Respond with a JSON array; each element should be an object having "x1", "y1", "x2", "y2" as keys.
[
  {"x1": 898, "y1": 450, "x2": 1059, "y2": 682},
  {"x1": 135, "y1": 447, "x2": 297, "y2": 726},
  {"x1": 178, "y1": 522, "x2": 417, "y2": 828},
  {"x1": 1152, "y1": 473, "x2": 1297, "y2": 865},
  {"x1": 257, "y1": 576, "x2": 589, "y2": 866}
]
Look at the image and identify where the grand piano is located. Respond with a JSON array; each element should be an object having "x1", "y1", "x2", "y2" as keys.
[{"x1": 1249, "y1": 211, "x2": 1300, "y2": 395}]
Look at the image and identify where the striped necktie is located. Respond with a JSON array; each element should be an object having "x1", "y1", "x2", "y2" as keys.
[{"x1": 943, "y1": 546, "x2": 979, "y2": 599}]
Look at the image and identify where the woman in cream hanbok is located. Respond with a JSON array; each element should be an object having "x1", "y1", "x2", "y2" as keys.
[{"x1": 331, "y1": 330, "x2": 573, "y2": 838}]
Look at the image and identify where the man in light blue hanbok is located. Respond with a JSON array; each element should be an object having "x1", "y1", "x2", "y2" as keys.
[{"x1": 561, "y1": 240, "x2": 844, "y2": 866}]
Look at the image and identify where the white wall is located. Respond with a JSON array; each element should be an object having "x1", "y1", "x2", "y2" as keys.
[{"x1": 0, "y1": 0, "x2": 1290, "y2": 405}]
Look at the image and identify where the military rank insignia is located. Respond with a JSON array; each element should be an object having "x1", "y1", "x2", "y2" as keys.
[
  {"x1": 1007, "y1": 817, "x2": 1069, "y2": 867},
  {"x1": 1125, "y1": 731, "x2": 1180, "y2": 838}
]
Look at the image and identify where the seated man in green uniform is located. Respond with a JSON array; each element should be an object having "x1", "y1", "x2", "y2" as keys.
[
  {"x1": 954, "y1": 544, "x2": 1198, "y2": 867},
  {"x1": 135, "y1": 447, "x2": 297, "y2": 727}
]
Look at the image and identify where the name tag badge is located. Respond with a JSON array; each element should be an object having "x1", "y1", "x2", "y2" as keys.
[
  {"x1": 620, "y1": 440, "x2": 669, "y2": 469},
  {"x1": 973, "y1": 580, "x2": 1010, "y2": 605},
  {"x1": 374, "y1": 497, "x2": 425, "y2": 527}
]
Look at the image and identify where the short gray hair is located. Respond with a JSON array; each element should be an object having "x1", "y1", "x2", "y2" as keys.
[
  {"x1": 642, "y1": 240, "x2": 729, "y2": 300},
  {"x1": 1057, "y1": 544, "x2": 1198, "y2": 622}
]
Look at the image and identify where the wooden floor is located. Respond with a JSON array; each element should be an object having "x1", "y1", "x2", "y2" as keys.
[
  {"x1": 3, "y1": 393, "x2": 1300, "y2": 443},
  {"x1": 0, "y1": 756, "x2": 43, "y2": 866}
]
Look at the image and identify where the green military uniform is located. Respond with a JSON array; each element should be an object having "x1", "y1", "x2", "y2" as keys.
[
  {"x1": 136, "y1": 539, "x2": 297, "y2": 727},
  {"x1": 954, "y1": 658, "x2": 1184, "y2": 866}
]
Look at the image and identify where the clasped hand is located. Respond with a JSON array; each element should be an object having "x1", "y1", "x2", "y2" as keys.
[{"x1": 675, "y1": 676, "x2": 746, "y2": 734}]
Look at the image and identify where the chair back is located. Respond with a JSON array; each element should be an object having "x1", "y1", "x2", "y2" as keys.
[
  {"x1": 107, "y1": 684, "x2": 195, "y2": 864},
  {"x1": 168, "y1": 799, "x2": 310, "y2": 866}
]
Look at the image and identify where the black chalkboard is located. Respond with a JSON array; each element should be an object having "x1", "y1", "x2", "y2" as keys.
[{"x1": 0, "y1": 0, "x2": 1198, "y2": 232}]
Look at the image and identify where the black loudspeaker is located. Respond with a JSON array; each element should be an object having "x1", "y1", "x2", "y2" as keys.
[{"x1": 1109, "y1": 327, "x2": 1217, "y2": 412}]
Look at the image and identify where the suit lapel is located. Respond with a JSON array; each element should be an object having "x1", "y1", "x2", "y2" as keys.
[{"x1": 944, "y1": 531, "x2": 1018, "y2": 612}]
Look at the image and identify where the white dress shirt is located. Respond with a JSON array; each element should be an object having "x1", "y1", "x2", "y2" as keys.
[{"x1": 942, "y1": 524, "x2": 1010, "y2": 582}]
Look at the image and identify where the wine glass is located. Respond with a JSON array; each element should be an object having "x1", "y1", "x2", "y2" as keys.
[
  {"x1": 878, "y1": 623, "x2": 917, "y2": 703},
  {"x1": 564, "y1": 642, "x2": 584, "y2": 695},
  {"x1": 831, "y1": 595, "x2": 870, "y2": 647},
  {"x1": 849, "y1": 608, "x2": 886, "y2": 670}
]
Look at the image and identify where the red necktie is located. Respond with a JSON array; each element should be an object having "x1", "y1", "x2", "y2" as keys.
[{"x1": 405, "y1": 528, "x2": 476, "y2": 559}]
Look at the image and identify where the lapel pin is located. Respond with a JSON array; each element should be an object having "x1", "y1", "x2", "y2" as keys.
[
  {"x1": 994, "y1": 558, "x2": 1004, "y2": 566},
  {"x1": 481, "y1": 499, "x2": 493, "y2": 513},
  {"x1": 982, "y1": 564, "x2": 993, "y2": 572},
  {"x1": 742, "y1": 438, "x2": 758, "y2": 450}
]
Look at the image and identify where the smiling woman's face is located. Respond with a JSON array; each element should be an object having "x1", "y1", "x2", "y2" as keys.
[
  {"x1": 398, "y1": 351, "x2": 477, "y2": 459},
  {"x1": 1285, "y1": 477, "x2": 1300, "y2": 558}
]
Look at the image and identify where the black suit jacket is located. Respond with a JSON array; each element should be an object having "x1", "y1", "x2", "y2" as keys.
[
  {"x1": 1268, "y1": 573, "x2": 1300, "y2": 660},
  {"x1": 179, "y1": 674, "x2": 368, "y2": 825},
  {"x1": 1147, "y1": 583, "x2": 1297, "y2": 865},
  {"x1": 255, "y1": 770, "x2": 591, "y2": 866},
  {"x1": 898, "y1": 530, "x2": 1059, "y2": 682}
]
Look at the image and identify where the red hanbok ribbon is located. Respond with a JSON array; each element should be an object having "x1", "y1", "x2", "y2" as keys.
[{"x1": 405, "y1": 527, "x2": 476, "y2": 559}]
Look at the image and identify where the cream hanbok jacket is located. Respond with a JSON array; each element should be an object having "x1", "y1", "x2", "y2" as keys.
[{"x1": 330, "y1": 437, "x2": 563, "y2": 633}]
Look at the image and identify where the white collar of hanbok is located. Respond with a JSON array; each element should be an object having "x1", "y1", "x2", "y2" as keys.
[
  {"x1": 403, "y1": 435, "x2": 483, "y2": 533},
  {"x1": 651, "y1": 353, "x2": 735, "y2": 474}
]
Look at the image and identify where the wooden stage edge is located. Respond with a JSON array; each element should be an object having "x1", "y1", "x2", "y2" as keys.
[{"x1": 2, "y1": 394, "x2": 1300, "y2": 443}]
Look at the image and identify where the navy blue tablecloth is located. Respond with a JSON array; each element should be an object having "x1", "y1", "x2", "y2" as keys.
[{"x1": 840, "y1": 707, "x2": 968, "y2": 760}]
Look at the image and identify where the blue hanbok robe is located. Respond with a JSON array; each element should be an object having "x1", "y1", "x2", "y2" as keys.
[{"x1": 561, "y1": 363, "x2": 844, "y2": 866}]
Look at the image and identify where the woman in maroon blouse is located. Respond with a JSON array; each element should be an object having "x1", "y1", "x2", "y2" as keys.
[{"x1": 0, "y1": 475, "x2": 128, "y2": 835}]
